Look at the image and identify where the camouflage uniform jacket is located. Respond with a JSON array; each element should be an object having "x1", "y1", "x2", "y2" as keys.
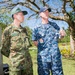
[
  {"x1": 32, "y1": 21, "x2": 61, "y2": 62},
  {"x1": 0, "y1": 24, "x2": 32, "y2": 71}
]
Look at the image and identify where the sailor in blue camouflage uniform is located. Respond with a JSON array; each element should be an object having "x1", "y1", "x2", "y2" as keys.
[{"x1": 32, "y1": 6, "x2": 66, "y2": 75}]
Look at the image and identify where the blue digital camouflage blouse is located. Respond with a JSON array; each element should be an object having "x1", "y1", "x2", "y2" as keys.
[{"x1": 32, "y1": 21, "x2": 61, "y2": 62}]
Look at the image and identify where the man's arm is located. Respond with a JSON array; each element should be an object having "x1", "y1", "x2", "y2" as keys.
[
  {"x1": 32, "y1": 28, "x2": 38, "y2": 47},
  {"x1": 49, "y1": 21, "x2": 60, "y2": 31},
  {"x1": 50, "y1": 21, "x2": 66, "y2": 39},
  {"x1": 0, "y1": 28, "x2": 10, "y2": 57},
  {"x1": 33, "y1": 41, "x2": 38, "y2": 47},
  {"x1": 59, "y1": 29, "x2": 66, "y2": 39}
]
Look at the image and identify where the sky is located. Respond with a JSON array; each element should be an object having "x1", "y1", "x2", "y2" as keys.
[
  {"x1": 0, "y1": 0, "x2": 69, "y2": 30},
  {"x1": 22, "y1": 17, "x2": 69, "y2": 30},
  {"x1": 20, "y1": 4, "x2": 69, "y2": 30}
]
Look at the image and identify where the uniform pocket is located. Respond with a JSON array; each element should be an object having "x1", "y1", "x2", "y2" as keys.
[{"x1": 10, "y1": 33, "x2": 22, "y2": 50}]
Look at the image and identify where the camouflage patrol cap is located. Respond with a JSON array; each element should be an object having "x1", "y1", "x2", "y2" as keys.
[{"x1": 11, "y1": 7, "x2": 28, "y2": 16}]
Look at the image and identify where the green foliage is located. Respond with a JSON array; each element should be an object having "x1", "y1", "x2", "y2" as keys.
[
  {"x1": 0, "y1": 12, "x2": 13, "y2": 32},
  {"x1": 25, "y1": 26, "x2": 33, "y2": 46},
  {"x1": 68, "y1": 12, "x2": 75, "y2": 21},
  {"x1": 61, "y1": 49, "x2": 70, "y2": 56},
  {"x1": 59, "y1": 43, "x2": 75, "y2": 58},
  {"x1": 60, "y1": 48, "x2": 75, "y2": 59},
  {"x1": 0, "y1": 13, "x2": 13, "y2": 25},
  {"x1": 0, "y1": 22, "x2": 6, "y2": 31},
  {"x1": 59, "y1": 28, "x2": 70, "y2": 43}
]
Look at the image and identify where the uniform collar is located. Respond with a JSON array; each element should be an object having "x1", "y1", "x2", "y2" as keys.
[
  {"x1": 41, "y1": 21, "x2": 51, "y2": 29},
  {"x1": 11, "y1": 23, "x2": 23, "y2": 32}
]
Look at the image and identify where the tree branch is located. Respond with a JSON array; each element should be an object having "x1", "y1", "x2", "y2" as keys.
[
  {"x1": 61, "y1": 0, "x2": 70, "y2": 21},
  {"x1": 49, "y1": 11, "x2": 70, "y2": 22},
  {"x1": 0, "y1": 1, "x2": 9, "y2": 4},
  {"x1": 70, "y1": 0, "x2": 75, "y2": 11},
  {"x1": 49, "y1": 14, "x2": 65, "y2": 21},
  {"x1": 24, "y1": 4, "x2": 39, "y2": 13},
  {"x1": 41, "y1": 0, "x2": 50, "y2": 7},
  {"x1": 27, "y1": 0, "x2": 40, "y2": 9},
  {"x1": 62, "y1": 0, "x2": 67, "y2": 14},
  {"x1": 27, "y1": 13, "x2": 38, "y2": 20},
  {"x1": 42, "y1": 0, "x2": 46, "y2": 6},
  {"x1": 0, "y1": 0, "x2": 74, "y2": 24}
]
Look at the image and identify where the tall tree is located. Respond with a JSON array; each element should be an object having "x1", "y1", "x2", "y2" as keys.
[{"x1": 0, "y1": 0, "x2": 75, "y2": 54}]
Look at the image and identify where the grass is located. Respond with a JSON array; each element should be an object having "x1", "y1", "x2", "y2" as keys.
[
  {"x1": 3, "y1": 46, "x2": 75, "y2": 75},
  {"x1": 62, "y1": 57, "x2": 75, "y2": 75}
]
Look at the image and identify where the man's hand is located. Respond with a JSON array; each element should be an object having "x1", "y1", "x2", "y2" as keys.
[
  {"x1": 33, "y1": 41, "x2": 38, "y2": 46},
  {"x1": 59, "y1": 29, "x2": 66, "y2": 38}
]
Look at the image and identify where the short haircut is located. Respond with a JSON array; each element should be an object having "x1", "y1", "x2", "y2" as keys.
[{"x1": 12, "y1": 15, "x2": 14, "y2": 19}]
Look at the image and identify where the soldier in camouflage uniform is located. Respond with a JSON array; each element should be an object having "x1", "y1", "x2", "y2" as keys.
[
  {"x1": 0, "y1": 7, "x2": 33, "y2": 75},
  {"x1": 32, "y1": 6, "x2": 66, "y2": 75}
]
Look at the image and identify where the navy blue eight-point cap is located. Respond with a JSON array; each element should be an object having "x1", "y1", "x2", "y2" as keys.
[{"x1": 39, "y1": 6, "x2": 51, "y2": 13}]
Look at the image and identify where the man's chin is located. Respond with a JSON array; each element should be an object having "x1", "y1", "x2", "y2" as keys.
[
  {"x1": 21, "y1": 21, "x2": 24, "y2": 23},
  {"x1": 44, "y1": 17, "x2": 48, "y2": 20}
]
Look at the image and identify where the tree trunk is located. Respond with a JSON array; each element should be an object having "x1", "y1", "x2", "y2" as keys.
[
  {"x1": 0, "y1": 27, "x2": 3, "y2": 75},
  {"x1": 70, "y1": 34, "x2": 75, "y2": 55}
]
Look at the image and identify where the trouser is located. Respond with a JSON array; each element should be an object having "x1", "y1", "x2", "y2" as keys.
[
  {"x1": 9, "y1": 62, "x2": 33, "y2": 75},
  {"x1": 9, "y1": 68, "x2": 33, "y2": 75},
  {"x1": 9, "y1": 49, "x2": 33, "y2": 75},
  {"x1": 37, "y1": 56, "x2": 64, "y2": 75},
  {"x1": 9, "y1": 54, "x2": 33, "y2": 75}
]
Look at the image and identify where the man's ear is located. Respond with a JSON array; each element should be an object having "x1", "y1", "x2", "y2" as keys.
[
  {"x1": 39, "y1": 12, "x2": 43, "y2": 18},
  {"x1": 13, "y1": 14, "x2": 17, "y2": 19}
]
